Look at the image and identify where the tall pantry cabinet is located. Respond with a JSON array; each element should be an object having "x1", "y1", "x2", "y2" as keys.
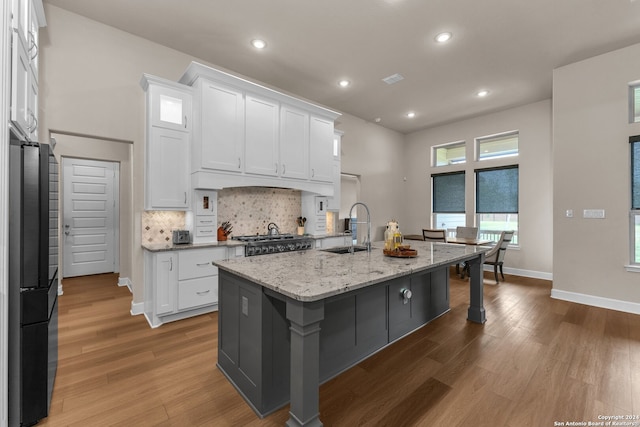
[{"x1": 10, "y1": 0, "x2": 45, "y2": 142}]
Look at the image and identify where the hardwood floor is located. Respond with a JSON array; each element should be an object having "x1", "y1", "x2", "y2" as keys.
[{"x1": 39, "y1": 271, "x2": 640, "y2": 426}]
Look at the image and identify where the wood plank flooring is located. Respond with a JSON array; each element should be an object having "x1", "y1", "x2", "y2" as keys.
[{"x1": 38, "y1": 271, "x2": 640, "y2": 426}]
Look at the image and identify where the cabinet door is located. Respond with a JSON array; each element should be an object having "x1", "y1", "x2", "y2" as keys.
[
  {"x1": 146, "y1": 127, "x2": 189, "y2": 209},
  {"x1": 27, "y1": 65, "x2": 38, "y2": 141},
  {"x1": 244, "y1": 95, "x2": 279, "y2": 176},
  {"x1": 200, "y1": 81, "x2": 244, "y2": 172},
  {"x1": 327, "y1": 132, "x2": 342, "y2": 210},
  {"x1": 155, "y1": 252, "x2": 177, "y2": 315},
  {"x1": 280, "y1": 105, "x2": 309, "y2": 180},
  {"x1": 10, "y1": 27, "x2": 30, "y2": 138},
  {"x1": 150, "y1": 85, "x2": 191, "y2": 132},
  {"x1": 309, "y1": 116, "x2": 334, "y2": 182}
]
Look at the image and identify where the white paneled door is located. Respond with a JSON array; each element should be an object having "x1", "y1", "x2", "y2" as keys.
[{"x1": 63, "y1": 158, "x2": 117, "y2": 277}]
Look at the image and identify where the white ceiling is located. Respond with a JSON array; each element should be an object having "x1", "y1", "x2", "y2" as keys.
[{"x1": 44, "y1": 0, "x2": 640, "y2": 134}]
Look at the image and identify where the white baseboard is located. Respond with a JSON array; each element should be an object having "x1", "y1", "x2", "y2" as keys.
[
  {"x1": 484, "y1": 265, "x2": 553, "y2": 281},
  {"x1": 118, "y1": 276, "x2": 132, "y2": 293},
  {"x1": 130, "y1": 300, "x2": 144, "y2": 316},
  {"x1": 551, "y1": 289, "x2": 640, "y2": 315}
]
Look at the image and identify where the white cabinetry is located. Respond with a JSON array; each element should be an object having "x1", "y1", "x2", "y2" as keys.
[
  {"x1": 309, "y1": 116, "x2": 334, "y2": 182},
  {"x1": 245, "y1": 94, "x2": 279, "y2": 176},
  {"x1": 10, "y1": 0, "x2": 44, "y2": 141},
  {"x1": 144, "y1": 246, "x2": 229, "y2": 328},
  {"x1": 327, "y1": 130, "x2": 343, "y2": 211},
  {"x1": 179, "y1": 62, "x2": 340, "y2": 194},
  {"x1": 197, "y1": 80, "x2": 244, "y2": 173},
  {"x1": 141, "y1": 75, "x2": 191, "y2": 210},
  {"x1": 280, "y1": 104, "x2": 309, "y2": 180}
]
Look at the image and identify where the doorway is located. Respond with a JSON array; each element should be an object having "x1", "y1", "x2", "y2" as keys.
[{"x1": 62, "y1": 157, "x2": 119, "y2": 278}]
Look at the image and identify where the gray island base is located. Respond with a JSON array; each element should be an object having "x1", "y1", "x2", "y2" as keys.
[{"x1": 214, "y1": 242, "x2": 489, "y2": 427}]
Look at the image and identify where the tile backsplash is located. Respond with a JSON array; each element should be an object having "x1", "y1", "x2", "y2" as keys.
[
  {"x1": 142, "y1": 211, "x2": 185, "y2": 243},
  {"x1": 218, "y1": 187, "x2": 302, "y2": 236},
  {"x1": 141, "y1": 187, "x2": 335, "y2": 242}
]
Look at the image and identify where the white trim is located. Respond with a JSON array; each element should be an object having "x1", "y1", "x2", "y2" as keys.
[
  {"x1": 1, "y1": 0, "x2": 11, "y2": 423},
  {"x1": 484, "y1": 265, "x2": 553, "y2": 281},
  {"x1": 118, "y1": 276, "x2": 132, "y2": 293},
  {"x1": 551, "y1": 289, "x2": 640, "y2": 315},
  {"x1": 624, "y1": 264, "x2": 640, "y2": 273},
  {"x1": 130, "y1": 300, "x2": 144, "y2": 316}
]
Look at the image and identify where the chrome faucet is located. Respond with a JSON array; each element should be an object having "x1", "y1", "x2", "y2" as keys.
[{"x1": 348, "y1": 202, "x2": 371, "y2": 252}]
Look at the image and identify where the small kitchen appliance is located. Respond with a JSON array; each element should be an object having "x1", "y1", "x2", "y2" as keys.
[{"x1": 172, "y1": 230, "x2": 190, "y2": 245}]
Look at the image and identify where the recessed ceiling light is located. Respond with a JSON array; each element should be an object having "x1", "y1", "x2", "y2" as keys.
[
  {"x1": 406, "y1": 112, "x2": 416, "y2": 118},
  {"x1": 251, "y1": 39, "x2": 267, "y2": 49},
  {"x1": 374, "y1": 117, "x2": 382, "y2": 123},
  {"x1": 435, "y1": 32, "x2": 452, "y2": 43},
  {"x1": 477, "y1": 89, "x2": 489, "y2": 97},
  {"x1": 338, "y1": 79, "x2": 350, "y2": 88}
]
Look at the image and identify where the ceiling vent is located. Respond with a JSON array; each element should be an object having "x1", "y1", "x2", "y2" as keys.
[{"x1": 382, "y1": 73, "x2": 404, "y2": 85}]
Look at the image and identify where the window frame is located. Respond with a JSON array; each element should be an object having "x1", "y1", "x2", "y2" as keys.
[
  {"x1": 432, "y1": 140, "x2": 466, "y2": 167},
  {"x1": 629, "y1": 81, "x2": 640, "y2": 124},
  {"x1": 475, "y1": 130, "x2": 519, "y2": 162},
  {"x1": 630, "y1": 135, "x2": 640, "y2": 267},
  {"x1": 475, "y1": 165, "x2": 520, "y2": 246}
]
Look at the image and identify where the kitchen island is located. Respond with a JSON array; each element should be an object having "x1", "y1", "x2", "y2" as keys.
[{"x1": 214, "y1": 241, "x2": 490, "y2": 427}]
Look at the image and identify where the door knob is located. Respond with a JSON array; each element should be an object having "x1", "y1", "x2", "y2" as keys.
[{"x1": 400, "y1": 288, "x2": 412, "y2": 305}]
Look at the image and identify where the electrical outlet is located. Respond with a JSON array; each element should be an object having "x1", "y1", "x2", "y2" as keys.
[{"x1": 565, "y1": 209, "x2": 573, "y2": 218}]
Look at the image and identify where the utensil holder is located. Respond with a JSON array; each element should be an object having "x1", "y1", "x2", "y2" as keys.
[
  {"x1": 217, "y1": 227, "x2": 227, "y2": 241},
  {"x1": 297, "y1": 226, "x2": 305, "y2": 236}
]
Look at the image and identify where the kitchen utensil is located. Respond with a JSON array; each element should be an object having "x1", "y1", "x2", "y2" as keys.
[{"x1": 267, "y1": 222, "x2": 280, "y2": 236}]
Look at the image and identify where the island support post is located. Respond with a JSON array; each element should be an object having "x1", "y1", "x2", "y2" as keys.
[{"x1": 466, "y1": 252, "x2": 486, "y2": 323}]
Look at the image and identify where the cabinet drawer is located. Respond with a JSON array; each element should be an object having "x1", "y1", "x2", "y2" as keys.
[
  {"x1": 178, "y1": 277, "x2": 218, "y2": 310},
  {"x1": 196, "y1": 217, "x2": 216, "y2": 227},
  {"x1": 178, "y1": 248, "x2": 226, "y2": 280},
  {"x1": 196, "y1": 226, "x2": 217, "y2": 238}
]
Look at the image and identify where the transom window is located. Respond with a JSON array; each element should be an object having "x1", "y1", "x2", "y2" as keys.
[
  {"x1": 629, "y1": 82, "x2": 640, "y2": 124},
  {"x1": 476, "y1": 131, "x2": 519, "y2": 161},
  {"x1": 433, "y1": 141, "x2": 466, "y2": 166}
]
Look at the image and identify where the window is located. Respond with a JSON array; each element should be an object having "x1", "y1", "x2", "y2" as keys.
[
  {"x1": 631, "y1": 136, "x2": 640, "y2": 264},
  {"x1": 476, "y1": 131, "x2": 518, "y2": 161},
  {"x1": 475, "y1": 165, "x2": 519, "y2": 244},
  {"x1": 629, "y1": 82, "x2": 640, "y2": 123},
  {"x1": 432, "y1": 172, "x2": 465, "y2": 233},
  {"x1": 433, "y1": 141, "x2": 466, "y2": 166}
]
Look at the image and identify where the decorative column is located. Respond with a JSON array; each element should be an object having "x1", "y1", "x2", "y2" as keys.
[
  {"x1": 285, "y1": 298, "x2": 325, "y2": 427},
  {"x1": 467, "y1": 253, "x2": 487, "y2": 323}
]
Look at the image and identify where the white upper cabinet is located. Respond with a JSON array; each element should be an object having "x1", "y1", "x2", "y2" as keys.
[
  {"x1": 198, "y1": 80, "x2": 245, "y2": 173},
  {"x1": 327, "y1": 130, "x2": 343, "y2": 211},
  {"x1": 10, "y1": 0, "x2": 44, "y2": 141},
  {"x1": 179, "y1": 62, "x2": 340, "y2": 193},
  {"x1": 280, "y1": 105, "x2": 310, "y2": 180},
  {"x1": 141, "y1": 75, "x2": 192, "y2": 210},
  {"x1": 150, "y1": 86, "x2": 191, "y2": 132},
  {"x1": 309, "y1": 116, "x2": 334, "y2": 182},
  {"x1": 244, "y1": 94, "x2": 279, "y2": 176}
]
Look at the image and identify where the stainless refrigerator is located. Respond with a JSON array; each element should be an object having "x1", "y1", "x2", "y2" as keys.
[{"x1": 8, "y1": 140, "x2": 59, "y2": 426}]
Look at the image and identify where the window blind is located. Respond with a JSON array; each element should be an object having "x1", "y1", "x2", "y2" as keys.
[
  {"x1": 632, "y1": 136, "x2": 640, "y2": 209},
  {"x1": 432, "y1": 171, "x2": 465, "y2": 213},
  {"x1": 475, "y1": 166, "x2": 519, "y2": 213}
]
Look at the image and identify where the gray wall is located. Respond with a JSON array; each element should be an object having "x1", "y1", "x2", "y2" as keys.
[{"x1": 553, "y1": 43, "x2": 640, "y2": 307}]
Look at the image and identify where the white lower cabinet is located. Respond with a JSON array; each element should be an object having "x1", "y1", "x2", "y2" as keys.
[{"x1": 144, "y1": 246, "x2": 230, "y2": 328}]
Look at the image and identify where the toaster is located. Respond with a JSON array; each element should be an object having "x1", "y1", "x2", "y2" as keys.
[{"x1": 172, "y1": 230, "x2": 190, "y2": 245}]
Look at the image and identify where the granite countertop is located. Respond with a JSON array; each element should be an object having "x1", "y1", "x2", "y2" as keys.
[
  {"x1": 142, "y1": 240, "x2": 246, "y2": 252},
  {"x1": 214, "y1": 241, "x2": 490, "y2": 302}
]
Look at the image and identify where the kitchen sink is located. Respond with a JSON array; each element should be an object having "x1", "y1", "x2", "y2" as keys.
[{"x1": 321, "y1": 245, "x2": 368, "y2": 254}]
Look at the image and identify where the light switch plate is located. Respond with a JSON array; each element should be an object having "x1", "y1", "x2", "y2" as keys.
[
  {"x1": 583, "y1": 209, "x2": 605, "y2": 219},
  {"x1": 565, "y1": 209, "x2": 573, "y2": 218}
]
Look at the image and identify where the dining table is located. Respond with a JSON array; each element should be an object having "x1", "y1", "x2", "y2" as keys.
[{"x1": 446, "y1": 237, "x2": 493, "y2": 278}]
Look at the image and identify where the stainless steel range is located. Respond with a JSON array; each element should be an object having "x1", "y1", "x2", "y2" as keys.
[{"x1": 233, "y1": 234, "x2": 313, "y2": 256}]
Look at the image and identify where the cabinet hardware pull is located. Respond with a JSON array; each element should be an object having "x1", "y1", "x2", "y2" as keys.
[
  {"x1": 238, "y1": 157, "x2": 241, "y2": 169},
  {"x1": 200, "y1": 220, "x2": 213, "y2": 223},
  {"x1": 311, "y1": 168, "x2": 315, "y2": 177},
  {"x1": 184, "y1": 115, "x2": 187, "y2": 128},
  {"x1": 196, "y1": 290, "x2": 210, "y2": 296},
  {"x1": 282, "y1": 164, "x2": 286, "y2": 175},
  {"x1": 170, "y1": 257, "x2": 173, "y2": 271},
  {"x1": 275, "y1": 163, "x2": 278, "y2": 173},
  {"x1": 184, "y1": 192, "x2": 187, "y2": 204},
  {"x1": 196, "y1": 262, "x2": 209, "y2": 267}
]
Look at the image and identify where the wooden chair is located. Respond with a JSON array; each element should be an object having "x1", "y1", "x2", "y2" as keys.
[
  {"x1": 483, "y1": 230, "x2": 515, "y2": 284},
  {"x1": 422, "y1": 229, "x2": 447, "y2": 242}
]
